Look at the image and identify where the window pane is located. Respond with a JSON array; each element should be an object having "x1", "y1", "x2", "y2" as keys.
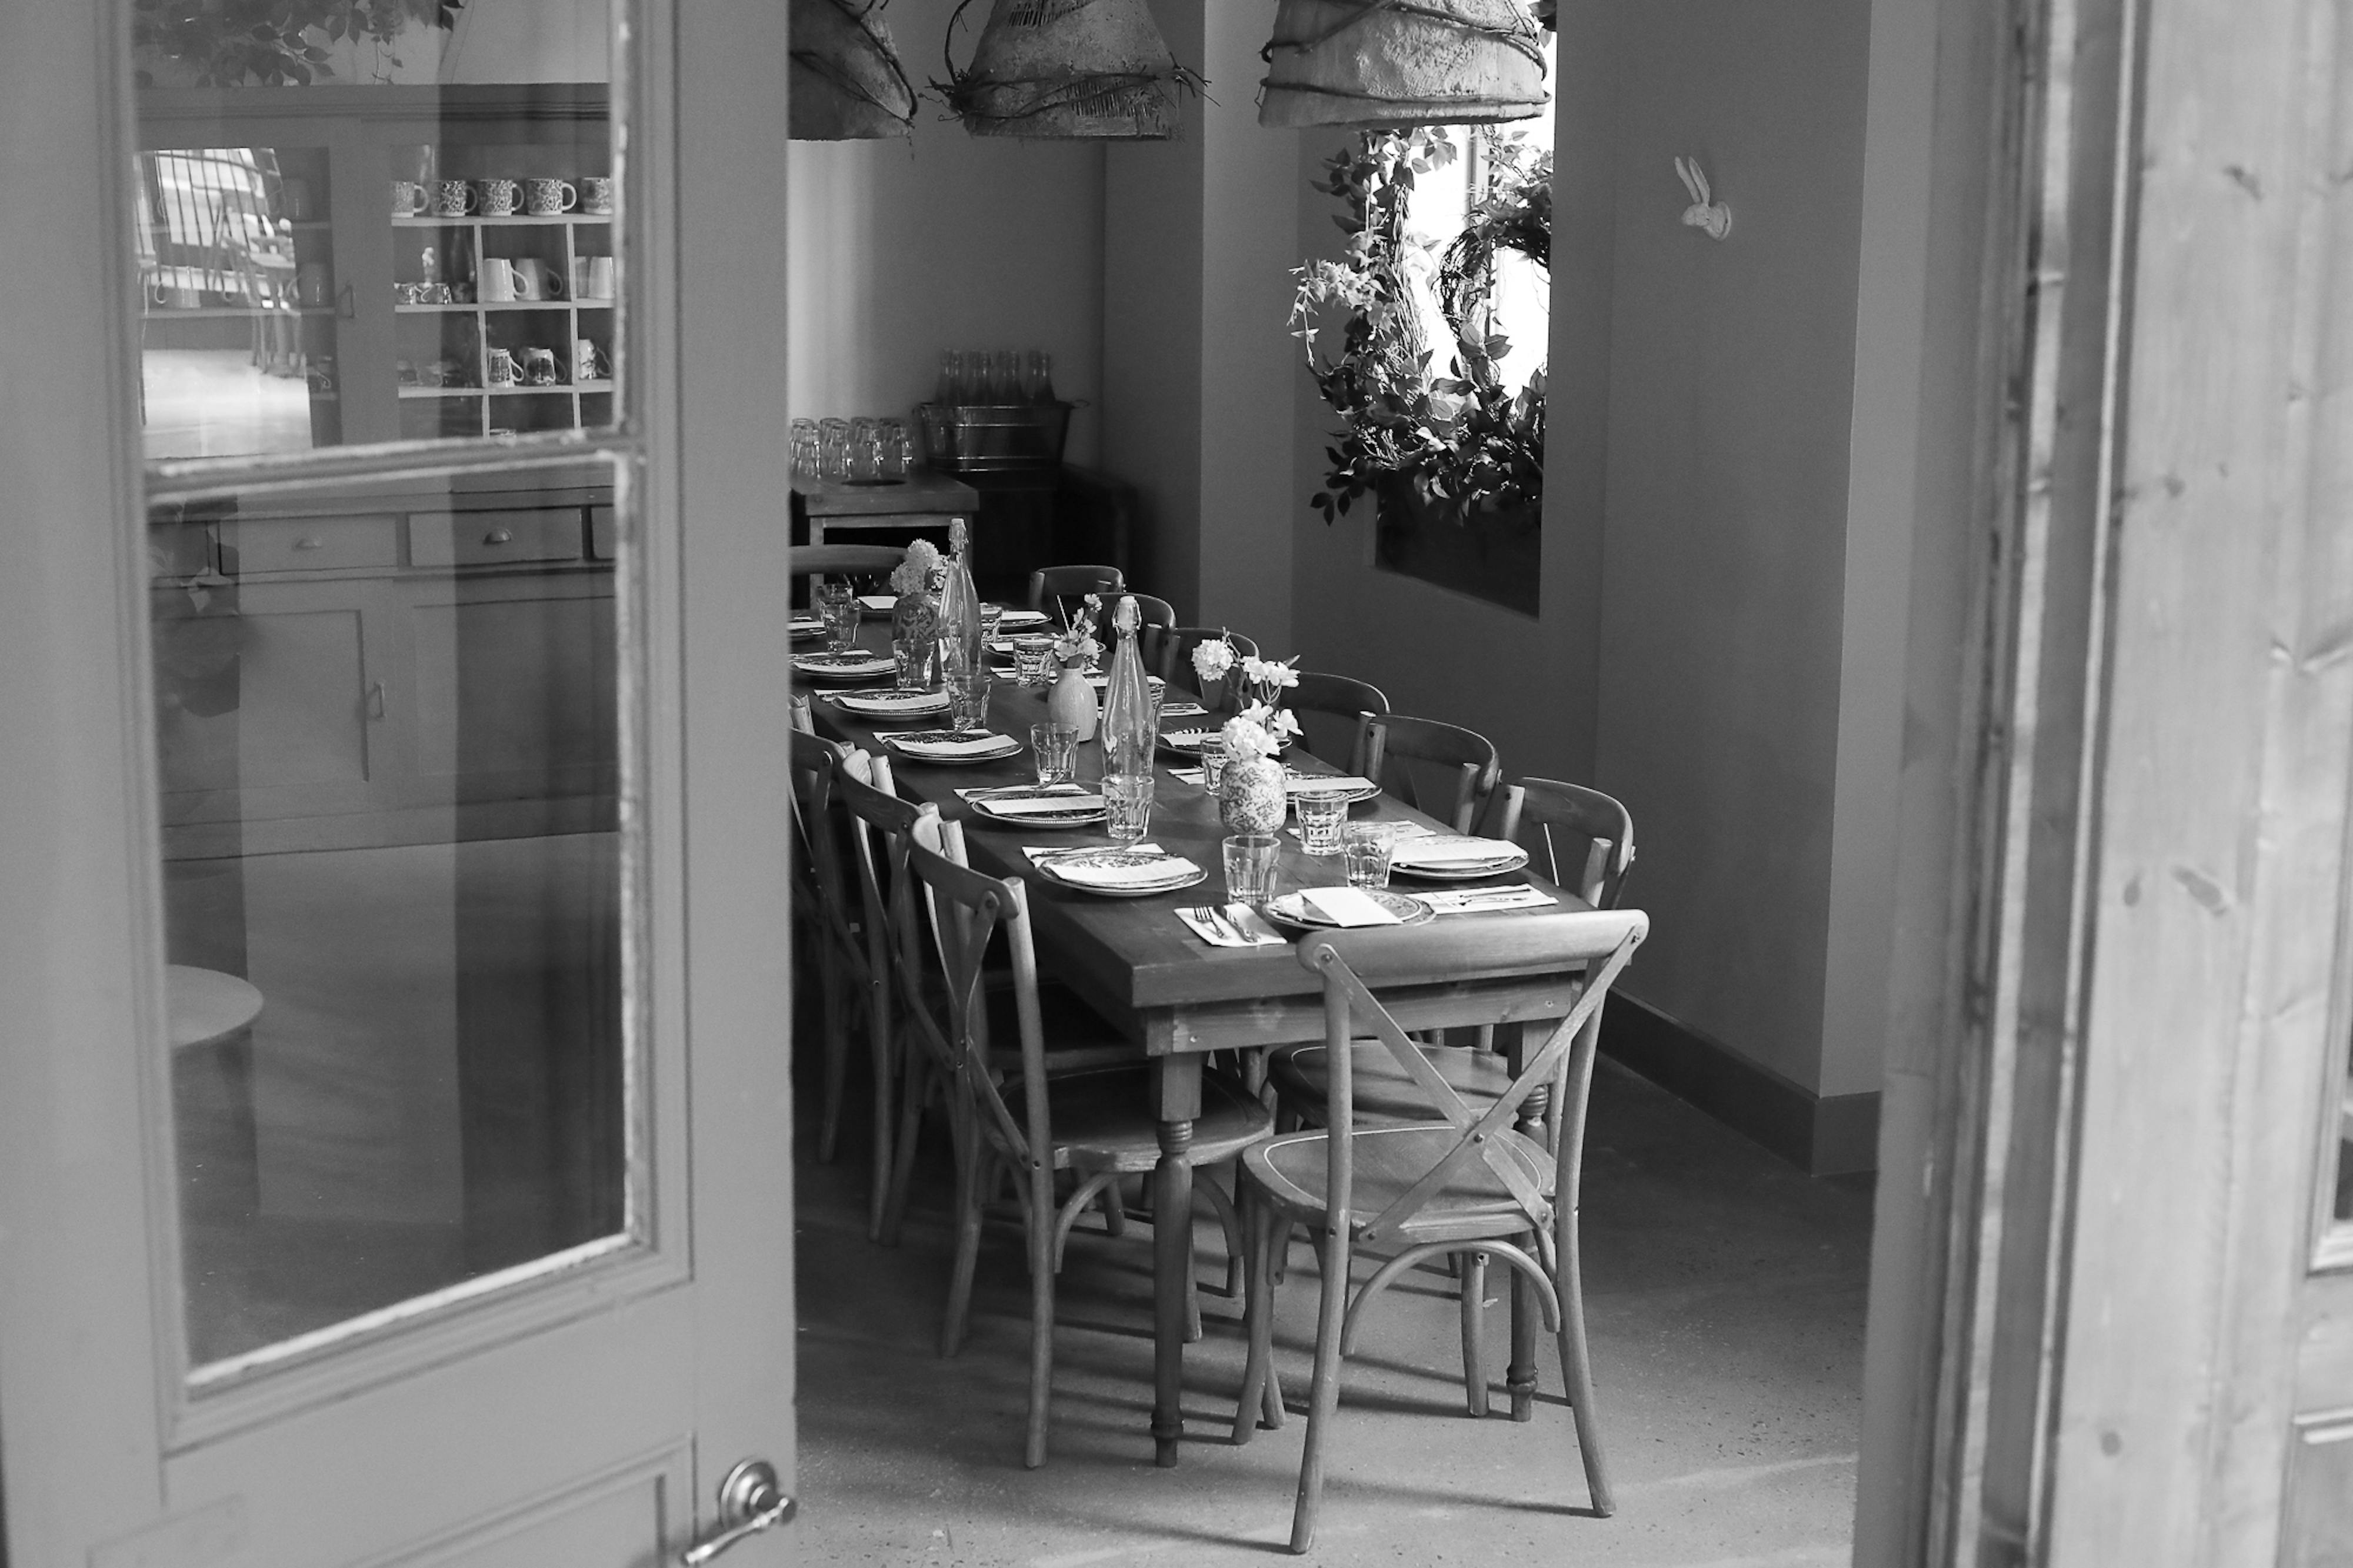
[
  {"x1": 136, "y1": 20, "x2": 618, "y2": 459},
  {"x1": 154, "y1": 463, "x2": 629, "y2": 1372}
]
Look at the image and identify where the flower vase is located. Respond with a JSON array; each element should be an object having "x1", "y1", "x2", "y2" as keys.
[
  {"x1": 1219, "y1": 755, "x2": 1287, "y2": 835},
  {"x1": 891, "y1": 588, "x2": 939, "y2": 687},
  {"x1": 1048, "y1": 660, "x2": 1098, "y2": 742}
]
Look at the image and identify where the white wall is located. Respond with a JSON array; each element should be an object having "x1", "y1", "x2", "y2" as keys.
[{"x1": 786, "y1": 0, "x2": 1105, "y2": 460}]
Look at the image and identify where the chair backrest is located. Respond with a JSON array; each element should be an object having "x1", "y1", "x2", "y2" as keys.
[
  {"x1": 789, "y1": 692, "x2": 814, "y2": 734},
  {"x1": 1481, "y1": 778, "x2": 1636, "y2": 910},
  {"x1": 1299, "y1": 910, "x2": 1648, "y2": 1247},
  {"x1": 836, "y1": 754, "x2": 942, "y2": 1074},
  {"x1": 788, "y1": 731, "x2": 870, "y2": 980},
  {"x1": 1026, "y1": 563, "x2": 1125, "y2": 615},
  {"x1": 1360, "y1": 713, "x2": 1501, "y2": 834},
  {"x1": 1153, "y1": 628, "x2": 1261, "y2": 699},
  {"x1": 797, "y1": 543, "x2": 908, "y2": 579},
  {"x1": 1280, "y1": 671, "x2": 1390, "y2": 773},
  {"x1": 902, "y1": 836, "x2": 1052, "y2": 1176}
]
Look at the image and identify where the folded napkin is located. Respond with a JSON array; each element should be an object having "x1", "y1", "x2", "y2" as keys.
[
  {"x1": 1176, "y1": 903, "x2": 1288, "y2": 948},
  {"x1": 1028, "y1": 843, "x2": 1202, "y2": 888},
  {"x1": 958, "y1": 786, "x2": 1105, "y2": 818},
  {"x1": 882, "y1": 730, "x2": 1020, "y2": 758},
  {"x1": 1285, "y1": 775, "x2": 1378, "y2": 797},
  {"x1": 788, "y1": 618, "x2": 824, "y2": 634},
  {"x1": 1168, "y1": 767, "x2": 1208, "y2": 785},
  {"x1": 795, "y1": 653, "x2": 894, "y2": 673},
  {"x1": 856, "y1": 593, "x2": 896, "y2": 612},
  {"x1": 1161, "y1": 727, "x2": 1223, "y2": 749},
  {"x1": 1390, "y1": 836, "x2": 1525, "y2": 868},
  {"x1": 994, "y1": 608, "x2": 1050, "y2": 628},
  {"x1": 832, "y1": 690, "x2": 945, "y2": 710},
  {"x1": 1156, "y1": 702, "x2": 1209, "y2": 722},
  {"x1": 1298, "y1": 887, "x2": 1404, "y2": 927},
  {"x1": 1417, "y1": 885, "x2": 1556, "y2": 916}
]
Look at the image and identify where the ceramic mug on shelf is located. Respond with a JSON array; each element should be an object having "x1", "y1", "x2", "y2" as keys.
[
  {"x1": 478, "y1": 258, "x2": 518, "y2": 303},
  {"x1": 509, "y1": 258, "x2": 563, "y2": 301},
  {"x1": 572, "y1": 338, "x2": 602, "y2": 382},
  {"x1": 584, "y1": 256, "x2": 615, "y2": 300},
  {"x1": 484, "y1": 347, "x2": 521, "y2": 388},
  {"x1": 524, "y1": 178, "x2": 577, "y2": 216},
  {"x1": 278, "y1": 177, "x2": 312, "y2": 222},
  {"x1": 579, "y1": 176, "x2": 614, "y2": 215},
  {"x1": 433, "y1": 179, "x2": 479, "y2": 217},
  {"x1": 522, "y1": 347, "x2": 560, "y2": 386},
  {"x1": 478, "y1": 178, "x2": 522, "y2": 216},
  {"x1": 391, "y1": 179, "x2": 429, "y2": 217}
]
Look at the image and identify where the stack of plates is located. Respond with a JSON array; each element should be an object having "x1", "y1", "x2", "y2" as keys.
[
  {"x1": 964, "y1": 785, "x2": 1106, "y2": 826},
  {"x1": 878, "y1": 729, "x2": 1023, "y2": 764},
  {"x1": 1032, "y1": 846, "x2": 1205, "y2": 898},
  {"x1": 1284, "y1": 772, "x2": 1378, "y2": 805},
  {"x1": 994, "y1": 608, "x2": 1052, "y2": 630},
  {"x1": 788, "y1": 616, "x2": 826, "y2": 642},
  {"x1": 793, "y1": 650, "x2": 895, "y2": 682},
  {"x1": 831, "y1": 689, "x2": 948, "y2": 721},
  {"x1": 1385, "y1": 836, "x2": 1531, "y2": 881}
]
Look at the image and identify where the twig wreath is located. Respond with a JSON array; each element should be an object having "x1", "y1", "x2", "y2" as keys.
[{"x1": 1291, "y1": 125, "x2": 1551, "y2": 523}]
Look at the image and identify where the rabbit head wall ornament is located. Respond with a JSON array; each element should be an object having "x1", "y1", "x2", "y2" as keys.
[{"x1": 1675, "y1": 156, "x2": 1731, "y2": 240}]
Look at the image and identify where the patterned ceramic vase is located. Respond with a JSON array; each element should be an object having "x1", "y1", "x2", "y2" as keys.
[
  {"x1": 1219, "y1": 753, "x2": 1287, "y2": 835},
  {"x1": 1047, "y1": 660, "x2": 1098, "y2": 742}
]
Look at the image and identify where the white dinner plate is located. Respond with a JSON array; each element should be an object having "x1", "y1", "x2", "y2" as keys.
[
  {"x1": 878, "y1": 729, "x2": 1024, "y2": 764},
  {"x1": 1032, "y1": 847, "x2": 1207, "y2": 899},
  {"x1": 832, "y1": 689, "x2": 949, "y2": 720},
  {"x1": 794, "y1": 651, "x2": 895, "y2": 682},
  {"x1": 1282, "y1": 772, "x2": 1378, "y2": 805},
  {"x1": 964, "y1": 786, "x2": 1108, "y2": 827},
  {"x1": 1385, "y1": 836, "x2": 1532, "y2": 881}
]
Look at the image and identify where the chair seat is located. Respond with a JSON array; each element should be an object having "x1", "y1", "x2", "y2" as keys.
[
  {"x1": 1243, "y1": 1123, "x2": 1554, "y2": 1244},
  {"x1": 986, "y1": 980, "x2": 1138, "y2": 1075},
  {"x1": 999, "y1": 1068, "x2": 1272, "y2": 1175},
  {"x1": 1267, "y1": 1040, "x2": 1516, "y2": 1125}
]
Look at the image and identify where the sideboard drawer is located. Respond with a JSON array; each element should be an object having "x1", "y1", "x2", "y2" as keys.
[
  {"x1": 224, "y1": 516, "x2": 399, "y2": 575},
  {"x1": 408, "y1": 509, "x2": 585, "y2": 569},
  {"x1": 587, "y1": 505, "x2": 616, "y2": 561}
]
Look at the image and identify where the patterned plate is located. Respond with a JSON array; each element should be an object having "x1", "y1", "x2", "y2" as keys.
[
  {"x1": 793, "y1": 651, "x2": 895, "y2": 682},
  {"x1": 1259, "y1": 889, "x2": 1434, "y2": 931},
  {"x1": 1032, "y1": 847, "x2": 1207, "y2": 899}
]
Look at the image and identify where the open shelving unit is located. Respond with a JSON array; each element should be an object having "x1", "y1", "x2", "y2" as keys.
[{"x1": 391, "y1": 211, "x2": 614, "y2": 439}]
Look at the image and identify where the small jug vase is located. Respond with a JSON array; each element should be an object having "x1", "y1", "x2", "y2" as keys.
[
  {"x1": 1219, "y1": 754, "x2": 1287, "y2": 835},
  {"x1": 1047, "y1": 661, "x2": 1098, "y2": 742}
]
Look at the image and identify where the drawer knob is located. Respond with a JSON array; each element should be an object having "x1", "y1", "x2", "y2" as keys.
[
  {"x1": 294, "y1": 535, "x2": 324, "y2": 551},
  {"x1": 484, "y1": 527, "x2": 514, "y2": 545}
]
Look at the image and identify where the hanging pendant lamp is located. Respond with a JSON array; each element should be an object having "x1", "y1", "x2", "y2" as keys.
[
  {"x1": 1258, "y1": 0, "x2": 1549, "y2": 130},
  {"x1": 791, "y1": 0, "x2": 918, "y2": 141},
  {"x1": 939, "y1": 0, "x2": 1204, "y2": 141}
]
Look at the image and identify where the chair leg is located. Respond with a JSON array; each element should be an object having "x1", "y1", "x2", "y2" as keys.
[
  {"x1": 1197, "y1": 1167, "x2": 1247, "y2": 1299},
  {"x1": 1459, "y1": 1249, "x2": 1490, "y2": 1418},
  {"x1": 864, "y1": 993, "x2": 895, "y2": 1243},
  {"x1": 815, "y1": 952, "x2": 848, "y2": 1165},
  {"x1": 1233, "y1": 1187, "x2": 1279, "y2": 1444},
  {"x1": 1554, "y1": 1206, "x2": 1614, "y2": 1514},
  {"x1": 1100, "y1": 1176, "x2": 1128, "y2": 1236},
  {"x1": 1024, "y1": 1158, "x2": 1057, "y2": 1469},
  {"x1": 1508, "y1": 1232, "x2": 1539, "y2": 1422},
  {"x1": 941, "y1": 1139, "x2": 988, "y2": 1359},
  {"x1": 879, "y1": 1050, "x2": 929, "y2": 1247},
  {"x1": 1289, "y1": 1221, "x2": 1352, "y2": 1555}
]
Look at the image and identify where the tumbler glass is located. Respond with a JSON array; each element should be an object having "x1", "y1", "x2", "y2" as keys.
[
  {"x1": 979, "y1": 602, "x2": 1005, "y2": 641},
  {"x1": 1030, "y1": 722, "x2": 1078, "y2": 785},
  {"x1": 948, "y1": 666, "x2": 992, "y2": 731},
  {"x1": 892, "y1": 637, "x2": 932, "y2": 692},
  {"x1": 1223, "y1": 834, "x2": 1280, "y2": 909},
  {"x1": 816, "y1": 580, "x2": 860, "y2": 653},
  {"x1": 1197, "y1": 736, "x2": 1228, "y2": 792},
  {"x1": 1342, "y1": 823, "x2": 1397, "y2": 889},
  {"x1": 1104, "y1": 773, "x2": 1155, "y2": 844},
  {"x1": 1297, "y1": 793, "x2": 1348, "y2": 856},
  {"x1": 1013, "y1": 635, "x2": 1056, "y2": 688}
]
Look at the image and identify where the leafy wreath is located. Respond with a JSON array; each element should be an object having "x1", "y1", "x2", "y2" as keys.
[{"x1": 1291, "y1": 125, "x2": 1551, "y2": 523}]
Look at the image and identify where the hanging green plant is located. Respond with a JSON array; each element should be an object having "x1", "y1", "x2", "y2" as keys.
[
  {"x1": 132, "y1": 0, "x2": 466, "y2": 88},
  {"x1": 1290, "y1": 124, "x2": 1551, "y2": 523}
]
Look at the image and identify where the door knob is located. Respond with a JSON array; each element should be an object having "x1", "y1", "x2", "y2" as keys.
[
  {"x1": 679, "y1": 1459, "x2": 794, "y2": 1565},
  {"x1": 484, "y1": 527, "x2": 514, "y2": 545}
]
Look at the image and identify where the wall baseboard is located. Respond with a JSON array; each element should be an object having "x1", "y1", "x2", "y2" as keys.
[{"x1": 1600, "y1": 994, "x2": 1881, "y2": 1176}]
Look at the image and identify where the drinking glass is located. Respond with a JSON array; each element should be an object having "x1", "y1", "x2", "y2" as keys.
[
  {"x1": 991, "y1": 349, "x2": 1018, "y2": 405},
  {"x1": 1297, "y1": 793, "x2": 1349, "y2": 856},
  {"x1": 816, "y1": 581, "x2": 860, "y2": 652},
  {"x1": 1342, "y1": 823, "x2": 1397, "y2": 889},
  {"x1": 1031, "y1": 723, "x2": 1078, "y2": 785},
  {"x1": 1013, "y1": 635, "x2": 1055, "y2": 688},
  {"x1": 1223, "y1": 834, "x2": 1280, "y2": 909},
  {"x1": 948, "y1": 666, "x2": 992, "y2": 730},
  {"x1": 1104, "y1": 773, "x2": 1155, "y2": 844},
  {"x1": 892, "y1": 637, "x2": 932, "y2": 692},
  {"x1": 1198, "y1": 736, "x2": 1228, "y2": 792},
  {"x1": 818, "y1": 418, "x2": 851, "y2": 482},
  {"x1": 979, "y1": 602, "x2": 1004, "y2": 641}
]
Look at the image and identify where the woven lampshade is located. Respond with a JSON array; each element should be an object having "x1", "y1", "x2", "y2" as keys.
[
  {"x1": 1258, "y1": 0, "x2": 1549, "y2": 130},
  {"x1": 941, "y1": 0, "x2": 1200, "y2": 141},
  {"x1": 791, "y1": 0, "x2": 918, "y2": 141}
]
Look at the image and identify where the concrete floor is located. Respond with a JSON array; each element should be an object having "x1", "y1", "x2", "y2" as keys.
[{"x1": 793, "y1": 1056, "x2": 1871, "y2": 1566}]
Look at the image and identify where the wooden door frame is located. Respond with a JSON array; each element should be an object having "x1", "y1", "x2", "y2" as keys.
[
  {"x1": 1864, "y1": 0, "x2": 2353, "y2": 1560},
  {"x1": 0, "y1": 0, "x2": 794, "y2": 1562}
]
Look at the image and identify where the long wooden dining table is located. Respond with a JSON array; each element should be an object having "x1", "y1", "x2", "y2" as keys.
[{"x1": 797, "y1": 631, "x2": 1592, "y2": 1467}]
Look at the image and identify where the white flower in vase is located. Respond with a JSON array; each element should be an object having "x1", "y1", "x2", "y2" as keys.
[{"x1": 1191, "y1": 633, "x2": 1237, "y2": 688}]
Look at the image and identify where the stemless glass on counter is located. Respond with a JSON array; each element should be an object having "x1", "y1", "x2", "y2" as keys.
[{"x1": 1105, "y1": 773, "x2": 1154, "y2": 843}]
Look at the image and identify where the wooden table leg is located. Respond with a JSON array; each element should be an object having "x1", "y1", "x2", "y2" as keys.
[
  {"x1": 1152, "y1": 1053, "x2": 1204, "y2": 1467},
  {"x1": 1502, "y1": 1021, "x2": 1545, "y2": 1421}
]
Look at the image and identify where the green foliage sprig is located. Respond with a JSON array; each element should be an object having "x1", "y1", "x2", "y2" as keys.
[
  {"x1": 1291, "y1": 126, "x2": 1552, "y2": 523},
  {"x1": 134, "y1": 0, "x2": 465, "y2": 87}
]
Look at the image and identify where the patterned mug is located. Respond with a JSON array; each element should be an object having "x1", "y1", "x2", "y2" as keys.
[
  {"x1": 522, "y1": 347, "x2": 560, "y2": 386},
  {"x1": 391, "y1": 179, "x2": 428, "y2": 217},
  {"x1": 433, "y1": 179, "x2": 478, "y2": 217},
  {"x1": 579, "y1": 176, "x2": 615, "y2": 215},
  {"x1": 572, "y1": 338, "x2": 603, "y2": 382},
  {"x1": 484, "y1": 347, "x2": 521, "y2": 388},
  {"x1": 524, "y1": 178, "x2": 578, "y2": 216},
  {"x1": 478, "y1": 178, "x2": 522, "y2": 216}
]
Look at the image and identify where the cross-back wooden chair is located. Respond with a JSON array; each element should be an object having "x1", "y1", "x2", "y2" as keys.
[
  {"x1": 899, "y1": 832, "x2": 1273, "y2": 1468},
  {"x1": 1026, "y1": 563, "x2": 1125, "y2": 628},
  {"x1": 1152, "y1": 628, "x2": 1261, "y2": 702},
  {"x1": 1231, "y1": 911, "x2": 1648, "y2": 1553},
  {"x1": 1279, "y1": 671, "x2": 1389, "y2": 773},
  {"x1": 1359, "y1": 713, "x2": 1502, "y2": 834},
  {"x1": 788, "y1": 732, "x2": 892, "y2": 1200},
  {"x1": 1481, "y1": 778, "x2": 1637, "y2": 910},
  {"x1": 795, "y1": 542, "x2": 905, "y2": 606}
]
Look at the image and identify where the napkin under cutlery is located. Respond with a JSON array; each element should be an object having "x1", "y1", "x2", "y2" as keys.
[
  {"x1": 881, "y1": 730, "x2": 1021, "y2": 758},
  {"x1": 1297, "y1": 887, "x2": 1404, "y2": 927},
  {"x1": 957, "y1": 785, "x2": 1105, "y2": 818},
  {"x1": 1389, "y1": 836, "x2": 1525, "y2": 868},
  {"x1": 1415, "y1": 885, "x2": 1555, "y2": 915},
  {"x1": 855, "y1": 593, "x2": 897, "y2": 612},
  {"x1": 1176, "y1": 904, "x2": 1287, "y2": 948}
]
